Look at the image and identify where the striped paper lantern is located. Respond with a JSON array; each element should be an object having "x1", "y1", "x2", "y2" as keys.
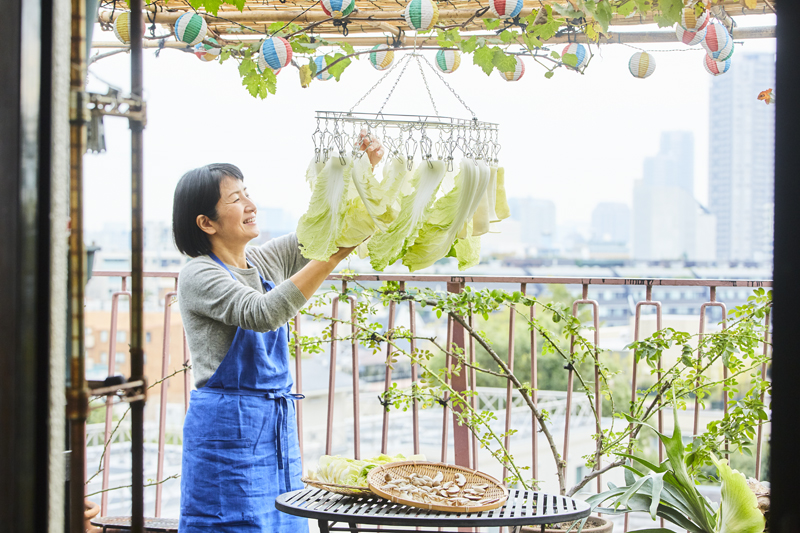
[
  {"x1": 261, "y1": 36, "x2": 293, "y2": 70},
  {"x1": 314, "y1": 56, "x2": 333, "y2": 81},
  {"x1": 404, "y1": 0, "x2": 439, "y2": 31},
  {"x1": 257, "y1": 54, "x2": 282, "y2": 75},
  {"x1": 708, "y1": 39, "x2": 734, "y2": 61},
  {"x1": 194, "y1": 37, "x2": 220, "y2": 62},
  {"x1": 113, "y1": 12, "x2": 143, "y2": 44},
  {"x1": 628, "y1": 51, "x2": 655, "y2": 79},
  {"x1": 369, "y1": 45, "x2": 394, "y2": 71},
  {"x1": 561, "y1": 43, "x2": 588, "y2": 70},
  {"x1": 174, "y1": 13, "x2": 207, "y2": 46},
  {"x1": 498, "y1": 56, "x2": 524, "y2": 81},
  {"x1": 680, "y1": 7, "x2": 708, "y2": 33},
  {"x1": 704, "y1": 55, "x2": 731, "y2": 76},
  {"x1": 702, "y1": 23, "x2": 731, "y2": 57},
  {"x1": 489, "y1": 0, "x2": 523, "y2": 19},
  {"x1": 321, "y1": 0, "x2": 355, "y2": 19},
  {"x1": 435, "y1": 49, "x2": 461, "y2": 73},
  {"x1": 675, "y1": 25, "x2": 707, "y2": 46}
]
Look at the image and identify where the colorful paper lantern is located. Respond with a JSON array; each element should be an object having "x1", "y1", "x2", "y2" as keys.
[
  {"x1": 708, "y1": 39, "x2": 734, "y2": 62},
  {"x1": 488, "y1": 0, "x2": 523, "y2": 19},
  {"x1": 435, "y1": 49, "x2": 461, "y2": 73},
  {"x1": 680, "y1": 7, "x2": 708, "y2": 33},
  {"x1": 704, "y1": 55, "x2": 731, "y2": 76},
  {"x1": 257, "y1": 54, "x2": 282, "y2": 75},
  {"x1": 675, "y1": 25, "x2": 707, "y2": 46},
  {"x1": 498, "y1": 56, "x2": 524, "y2": 81},
  {"x1": 321, "y1": 0, "x2": 355, "y2": 19},
  {"x1": 561, "y1": 43, "x2": 588, "y2": 70},
  {"x1": 314, "y1": 56, "x2": 333, "y2": 81},
  {"x1": 194, "y1": 37, "x2": 220, "y2": 62},
  {"x1": 174, "y1": 13, "x2": 207, "y2": 46},
  {"x1": 404, "y1": 0, "x2": 439, "y2": 31},
  {"x1": 113, "y1": 12, "x2": 144, "y2": 44},
  {"x1": 702, "y1": 23, "x2": 732, "y2": 58},
  {"x1": 369, "y1": 45, "x2": 394, "y2": 71},
  {"x1": 260, "y1": 36, "x2": 293, "y2": 70},
  {"x1": 628, "y1": 51, "x2": 656, "y2": 79}
]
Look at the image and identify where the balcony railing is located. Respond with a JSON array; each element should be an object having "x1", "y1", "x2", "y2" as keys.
[{"x1": 85, "y1": 271, "x2": 772, "y2": 532}]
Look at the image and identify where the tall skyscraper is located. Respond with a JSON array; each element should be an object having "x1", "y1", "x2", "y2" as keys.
[
  {"x1": 507, "y1": 197, "x2": 557, "y2": 253},
  {"x1": 591, "y1": 202, "x2": 630, "y2": 245},
  {"x1": 708, "y1": 52, "x2": 775, "y2": 262},
  {"x1": 633, "y1": 131, "x2": 716, "y2": 261}
]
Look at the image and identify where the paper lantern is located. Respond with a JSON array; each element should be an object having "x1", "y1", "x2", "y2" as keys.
[
  {"x1": 675, "y1": 25, "x2": 707, "y2": 46},
  {"x1": 680, "y1": 7, "x2": 708, "y2": 33},
  {"x1": 314, "y1": 56, "x2": 333, "y2": 81},
  {"x1": 709, "y1": 39, "x2": 734, "y2": 62},
  {"x1": 561, "y1": 43, "x2": 588, "y2": 70},
  {"x1": 174, "y1": 13, "x2": 207, "y2": 46},
  {"x1": 702, "y1": 23, "x2": 732, "y2": 57},
  {"x1": 404, "y1": 0, "x2": 439, "y2": 31},
  {"x1": 489, "y1": 0, "x2": 523, "y2": 19},
  {"x1": 113, "y1": 12, "x2": 144, "y2": 44},
  {"x1": 628, "y1": 51, "x2": 655, "y2": 79},
  {"x1": 260, "y1": 36, "x2": 293, "y2": 70},
  {"x1": 435, "y1": 49, "x2": 461, "y2": 73},
  {"x1": 498, "y1": 56, "x2": 524, "y2": 81},
  {"x1": 321, "y1": 0, "x2": 355, "y2": 19},
  {"x1": 369, "y1": 45, "x2": 394, "y2": 71},
  {"x1": 257, "y1": 54, "x2": 282, "y2": 75},
  {"x1": 194, "y1": 37, "x2": 220, "y2": 62},
  {"x1": 704, "y1": 55, "x2": 731, "y2": 76}
]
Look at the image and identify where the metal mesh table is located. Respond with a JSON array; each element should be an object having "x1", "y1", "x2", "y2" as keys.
[
  {"x1": 89, "y1": 516, "x2": 179, "y2": 532},
  {"x1": 275, "y1": 487, "x2": 591, "y2": 532}
]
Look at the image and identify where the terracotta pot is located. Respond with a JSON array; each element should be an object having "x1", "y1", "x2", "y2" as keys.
[
  {"x1": 520, "y1": 515, "x2": 613, "y2": 533},
  {"x1": 84, "y1": 499, "x2": 102, "y2": 533}
]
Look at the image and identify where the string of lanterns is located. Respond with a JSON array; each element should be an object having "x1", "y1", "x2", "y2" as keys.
[{"x1": 108, "y1": 0, "x2": 737, "y2": 82}]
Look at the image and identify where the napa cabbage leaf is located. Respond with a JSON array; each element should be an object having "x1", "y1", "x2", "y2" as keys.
[
  {"x1": 495, "y1": 166, "x2": 510, "y2": 220},
  {"x1": 307, "y1": 452, "x2": 426, "y2": 487},
  {"x1": 297, "y1": 156, "x2": 353, "y2": 261}
]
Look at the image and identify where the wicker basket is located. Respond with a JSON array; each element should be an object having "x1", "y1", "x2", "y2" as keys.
[
  {"x1": 301, "y1": 477, "x2": 377, "y2": 497},
  {"x1": 367, "y1": 461, "x2": 508, "y2": 513}
]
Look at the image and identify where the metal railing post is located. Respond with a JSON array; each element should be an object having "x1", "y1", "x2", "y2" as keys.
[{"x1": 447, "y1": 279, "x2": 472, "y2": 469}]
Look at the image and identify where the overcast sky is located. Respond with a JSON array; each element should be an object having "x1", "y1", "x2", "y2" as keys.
[{"x1": 84, "y1": 14, "x2": 776, "y2": 232}]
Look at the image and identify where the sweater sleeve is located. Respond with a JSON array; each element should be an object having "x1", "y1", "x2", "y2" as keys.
[
  {"x1": 253, "y1": 232, "x2": 312, "y2": 281},
  {"x1": 178, "y1": 258, "x2": 307, "y2": 333}
]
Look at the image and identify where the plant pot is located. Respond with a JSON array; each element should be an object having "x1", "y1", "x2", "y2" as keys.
[
  {"x1": 84, "y1": 499, "x2": 102, "y2": 533},
  {"x1": 520, "y1": 515, "x2": 612, "y2": 533}
]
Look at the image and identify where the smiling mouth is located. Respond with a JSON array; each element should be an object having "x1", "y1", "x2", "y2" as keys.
[{"x1": 244, "y1": 217, "x2": 256, "y2": 225}]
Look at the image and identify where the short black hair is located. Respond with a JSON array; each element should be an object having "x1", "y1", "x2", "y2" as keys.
[{"x1": 172, "y1": 163, "x2": 245, "y2": 257}]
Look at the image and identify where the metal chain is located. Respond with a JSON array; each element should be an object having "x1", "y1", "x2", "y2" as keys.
[
  {"x1": 419, "y1": 54, "x2": 477, "y2": 120},
  {"x1": 377, "y1": 54, "x2": 416, "y2": 115},
  {"x1": 349, "y1": 50, "x2": 407, "y2": 113},
  {"x1": 414, "y1": 55, "x2": 439, "y2": 117}
]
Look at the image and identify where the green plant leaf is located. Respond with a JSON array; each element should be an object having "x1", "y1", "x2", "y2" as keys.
[
  {"x1": 484, "y1": 18, "x2": 501, "y2": 30},
  {"x1": 492, "y1": 48, "x2": 517, "y2": 72},
  {"x1": 459, "y1": 35, "x2": 479, "y2": 53},
  {"x1": 648, "y1": 472, "x2": 666, "y2": 520},
  {"x1": 562, "y1": 52, "x2": 578, "y2": 68},
  {"x1": 473, "y1": 46, "x2": 495, "y2": 75},
  {"x1": 617, "y1": 0, "x2": 636, "y2": 17}
]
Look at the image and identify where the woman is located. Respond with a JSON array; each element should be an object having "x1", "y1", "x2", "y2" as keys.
[{"x1": 174, "y1": 135, "x2": 382, "y2": 532}]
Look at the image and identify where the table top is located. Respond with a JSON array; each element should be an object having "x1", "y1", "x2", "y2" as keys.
[
  {"x1": 275, "y1": 487, "x2": 591, "y2": 528},
  {"x1": 90, "y1": 516, "x2": 179, "y2": 531}
]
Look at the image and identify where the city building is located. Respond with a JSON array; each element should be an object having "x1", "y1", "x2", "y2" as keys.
[
  {"x1": 708, "y1": 52, "x2": 776, "y2": 262},
  {"x1": 507, "y1": 197, "x2": 557, "y2": 255},
  {"x1": 589, "y1": 202, "x2": 631, "y2": 259}
]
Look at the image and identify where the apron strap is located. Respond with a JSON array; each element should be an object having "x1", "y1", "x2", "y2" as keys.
[{"x1": 208, "y1": 252, "x2": 276, "y2": 291}]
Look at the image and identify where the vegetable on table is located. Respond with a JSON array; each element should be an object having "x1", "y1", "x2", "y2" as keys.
[{"x1": 306, "y1": 453, "x2": 426, "y2": 488}]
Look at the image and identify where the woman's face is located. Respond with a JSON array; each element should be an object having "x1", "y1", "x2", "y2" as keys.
[{"x1": 206, "y1": 176, "x2": 259, "y2": 246}]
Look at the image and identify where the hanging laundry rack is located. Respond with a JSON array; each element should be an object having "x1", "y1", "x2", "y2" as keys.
[{"x1": 313, "y1": 51, "x2": 500, "y2": 171}]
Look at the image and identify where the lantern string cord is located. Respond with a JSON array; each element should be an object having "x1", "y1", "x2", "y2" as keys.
[
  {"x1": 268, "y1": 1, "x2": 322, "y2": 37},
  {"x1": 620, "y1": 42, "x2": 706, "y2": 53}
]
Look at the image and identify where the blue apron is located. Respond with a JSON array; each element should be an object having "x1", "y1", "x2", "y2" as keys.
[{"x1": 179, "y1": 253, "x2": 308, "y2": 532}]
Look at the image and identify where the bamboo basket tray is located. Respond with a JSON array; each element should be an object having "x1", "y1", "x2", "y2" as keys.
[
  {"x1": 301, "y1": 478, "x2": 377, "y2": 498},
  {"x1": 367, "y1": 461, "x2": 508, "y2": 513}
]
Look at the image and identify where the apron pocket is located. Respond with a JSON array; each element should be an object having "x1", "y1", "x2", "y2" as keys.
[{"x1": 181, "y1": 437, "x2": 257, "y2": 526}]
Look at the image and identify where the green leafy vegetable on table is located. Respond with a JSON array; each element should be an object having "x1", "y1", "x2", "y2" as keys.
[{"x1": 307, "y1": 453, "x2": 426, "y2": 488}]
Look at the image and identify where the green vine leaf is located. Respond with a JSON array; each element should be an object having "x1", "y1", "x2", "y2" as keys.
[
  {"x1": 188, "y1": 0, "x2": 224, "y2": 16},
  {"x1": 562, "y1": 53, "x2": 579, "y2": 68},
  {"x1": 499, "y1": 30, "x2": 519, "y2": 44},
  {"x1": 483, "y1": 18, "x2": 502, "y2": 31},
  {"x1": 238, "y1": 57, "x2": 256, "y2": 76},
  {"x1": 459, "y1": 35, "x2": 479, "y2": 53},
  {"x1": 473, "y1": 45, "x2": 495, "y2": 76},
  {"x1": 324, "y1": 53, "x2": 351, "y2": 81},
  {"x1": 340, "y1": 42, "x2": 356, "y2": 55},
  {"x1": 617, "y1": 0, "x2": 636, "y2": 18},
  {"x1": 653, "y1": 0, "x2": 682, "y2": 27}
]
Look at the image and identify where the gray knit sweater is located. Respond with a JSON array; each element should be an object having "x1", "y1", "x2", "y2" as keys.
[{"x1": 178, "y1": 233, "x2": 311, "y2": 389}]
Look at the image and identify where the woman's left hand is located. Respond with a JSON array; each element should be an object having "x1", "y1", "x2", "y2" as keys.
[{"x1": 357, "y1": 128, "x2": 384, "y2": 168}]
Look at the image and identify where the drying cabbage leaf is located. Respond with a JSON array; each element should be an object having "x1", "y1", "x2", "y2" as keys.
[
  {"x1": 487, "y1": 165, "x2": 500, "y2": 226},
  {"x1": 350, "y1": 155, "x2": 401, "y2": 232},
  {"x1": 472, "y1": 181, "x2": 490, "y2": 236},
  {"x1": 495, "y1": 166, "x2": 510, "y2": 220},
  {"x1": 296, "y1": 155, "x2": 352, "y2": 261},
  {"x1": 454, "y1": 221, "x2": 482, "y2": 270},
  {"x1": 368, "y1": 159, "x2": 447, "y2": 271},
  {"x1": 306, "y1": 453, "x2": 426, "y2": 487},
  {"x1": 305, "y1": 157, "x2": 325, "y2": 192},
  {"x1": 403, "y1": 159, "x2": 490, "y2": 272}
]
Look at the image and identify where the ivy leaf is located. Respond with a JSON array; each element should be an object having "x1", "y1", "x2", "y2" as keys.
[
  {"x1": 593, "y1": 0, "x2": 613, "y2": 32},
  {"x1": 653, "y1": 0, "x2": 682, "y2": 27},
  {"x1": 617, "y1": 0, "x2": 636, "y2": 17},
  {"x1": 484, "y1": 18, "x2": 501, "y2": 31},
  {"x1": 239, "y1": 57, "x2": 256, "y2": 76},
  {"x1": 325, "y1": 53, "x2": 351, "y2": 81},
  {"x1": 340, "y1": 42, "x2": 356, "y2": 55},
  {"x1": 436, "y1": 29, "x2": 454, "y2": 47},
  {"x1": 242, "y1": 71, "x2": 267, "y2": 99},
  {"x1": 228, "y1": 0, "x2": 245, "y2": 10},
  {"x1": 499, "y1": 30, "x2": 519, "y2": 44},
  {"x1": 522, "y1": 33, "x2": 543, "y2": 50},
  {"x1": 529, "y1": 6, "x2": 561, "y2": 41},
  {"x1": 473, "y1": 45, "x2": 495, "y2": 76},
  {"x1": 459, "y1": 35, "x2": 479, "y2": 53},
  {"x1": 263, "y1": 68, "x2": 278, "y2": 95},
  {"x1": 492, "y1": 47, "x2": 517, "y2": 72},
  {"x1": 562, "y1": 52, "x2": 578, "y2": 68},
  {"x1": 189, "y1": 0, "x2": 223, "y2": 15},
  {"x1": 291, "y1": 39, "x2": 317, "y2": 54}
]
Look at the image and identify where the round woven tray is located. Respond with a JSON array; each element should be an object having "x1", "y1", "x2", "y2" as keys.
[
  {"x1": 367, "y1": 461, "x2": 508, "y2": 513},
  {"x1": 301, "y1": 477, "x2": 376, "y2": 497}
]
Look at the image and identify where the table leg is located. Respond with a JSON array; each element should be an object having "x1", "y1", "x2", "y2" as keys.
[
  {"x1": 347, "y1": 522, "x2": 359, "y2": 532},
  {"x1": 318, "y1": 519, "x2": 330, "y2": 533}
]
